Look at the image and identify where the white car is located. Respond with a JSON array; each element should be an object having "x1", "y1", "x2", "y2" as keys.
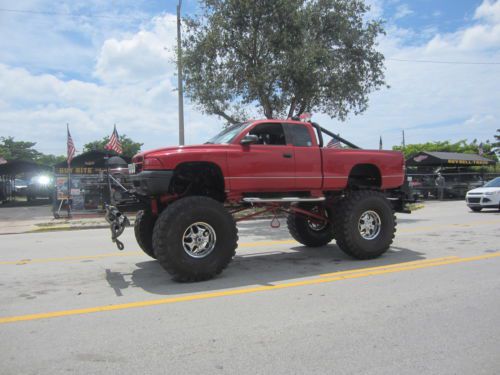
[{"x1": 465, "y1": 177, "x2": 500, "y2": 212}]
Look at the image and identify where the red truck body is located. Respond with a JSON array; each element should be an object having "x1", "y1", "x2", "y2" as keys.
[{"x1": 131, "y1": 119, "x2": 405, "y2": 201}]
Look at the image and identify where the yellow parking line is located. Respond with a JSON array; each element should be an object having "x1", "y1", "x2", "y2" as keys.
[
  {"x1": 0, "y1": 240, "x2": 298, "y2": 265},
  {"x1": 0, "y1": 252, "x2": 498, "y2": 325},
  {"x1": 1, "y1": 219, "x2": 499, "y2": 266},
  {"x1": 319, "y1": 256, "x2": 460, "y2": 277},
  {"x1": 0, "y1": 251, "x2": 143, "y2": 265},
  {"x1": 398, "y1": 219, "x2": 500, "y2": 234}
]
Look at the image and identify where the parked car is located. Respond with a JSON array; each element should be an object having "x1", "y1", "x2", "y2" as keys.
[
  {"x1": 12, "y1": 179, "x2": 28, "y2": 196},
  {"x1": 26, "y1": 175, "x2": 54, "y2": 202},
  {"x1": 465, "y1": 177, "x2": 500, "y2": 212}
]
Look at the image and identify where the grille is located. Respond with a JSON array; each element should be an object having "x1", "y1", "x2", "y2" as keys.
[{"x1": 467, "y1": 197, "x2": 481, "y2": 203}]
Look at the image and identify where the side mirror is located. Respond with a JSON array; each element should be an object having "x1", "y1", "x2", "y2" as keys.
[{"x1": 240, "y1": 134, "x2": 259, "y2": 145}]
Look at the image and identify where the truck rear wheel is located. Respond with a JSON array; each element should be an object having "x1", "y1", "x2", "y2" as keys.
[
  {"x1": 287, "y1": 203, "x2": 335, "y2": 247},
  {"x1": 134, "y1": 210, "x2": 157, "y2": 259},
  {"x1": 334, "y1": 191, "x2": 396, "y2": 259},
  {"x1": 152, "y1": 196, "x2": 238, "y2": 282}
]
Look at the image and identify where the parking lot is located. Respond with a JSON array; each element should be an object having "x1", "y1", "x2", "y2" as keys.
[{"x1": 1, "y1": 201, "x2": 499, "y2": 374}]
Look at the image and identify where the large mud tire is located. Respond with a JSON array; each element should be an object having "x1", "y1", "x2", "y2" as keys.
[
  {"x1": 153, "y1": 196, "x2": 238, "y2": 282},
  {"x1": 287, "y1": 203, "x2": 335, "y2": 247},
  {"x1": 334, "y1": 191, "x2": 396, "y2": 259},
  {"x1": 134, "y1": 210, "x2": 157, "y2": 259}
]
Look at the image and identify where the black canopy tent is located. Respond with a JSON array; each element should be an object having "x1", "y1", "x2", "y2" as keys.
[
  {"x1": 0, "y1": 160, "x2": 51, "y2": 175},
  {"x1": 406, "y1": 151, "x2": 496, "y2": 167},
  {"x1": 52, "y1": 150, "x2": 131, "y2": 216},
  {"x1": 406, "y1": 152, "x2": 497, "y2": 199}
]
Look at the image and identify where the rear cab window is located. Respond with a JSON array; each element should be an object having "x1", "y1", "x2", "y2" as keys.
[{"x1": 285, "y1": 124, "x2": 315, "y2": 147}]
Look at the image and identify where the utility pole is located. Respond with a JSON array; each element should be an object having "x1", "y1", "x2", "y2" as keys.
[{"x1": 177, "y1": 0, "x2": 185, "y2": 146}]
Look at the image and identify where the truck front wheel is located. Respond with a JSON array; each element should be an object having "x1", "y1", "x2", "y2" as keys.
[
  {"x1": 134, "y1": 210, "x2": 157, "y2": 259},
  {"x1": 152, "y1": 196, "x2": 238, "y2": 282},
  {"x1": 287, "y1": 203, "x2": 335, "y2": 247},
  {"x1": 334, "y1": 191, "x2": 396, "y2": 259}
]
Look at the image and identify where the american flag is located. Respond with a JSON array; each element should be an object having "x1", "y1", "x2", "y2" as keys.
[
  {"x1": 67, "y1": 124, "x2": 76, "y2": 167},
  {"x1": 326, "y1": 137, "x2": 341, "y2": 149},
  {"x1": 105, "y1": 125, "x2": 123, "y2": 154}
]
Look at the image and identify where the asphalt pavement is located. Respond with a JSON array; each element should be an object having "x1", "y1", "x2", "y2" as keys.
[{"x1": 0, "y1": 201, "x2": 499, "y2": 374}]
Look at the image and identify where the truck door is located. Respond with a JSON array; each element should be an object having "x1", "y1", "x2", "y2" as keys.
[
  {"x1": 285, "y1": 123, "x2": 322, "y2": 190},
  {"x1": 227, "y1": 122, "x2": 295, "y2": 191}
]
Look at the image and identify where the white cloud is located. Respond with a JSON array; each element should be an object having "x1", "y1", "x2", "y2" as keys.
[
  {"x1": 475, "y1": 0, "x2": 500, "y2": 24},
  {"x1": 95, "y1": 14, "x2": 178, "y2": 85},
  {"x1": 0, "y1": 0, "x2": 499, "y2": 156},
  {"x1": 320, "y1": 0, "x2": 500, "y2": 149},
  {"x1": 394, "y1": 4, "x2": 413, "y2": 20}
]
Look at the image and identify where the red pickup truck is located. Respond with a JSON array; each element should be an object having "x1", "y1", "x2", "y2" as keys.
[{"x1": 107, "y1": 119, "x2": 410, "y2": 282}]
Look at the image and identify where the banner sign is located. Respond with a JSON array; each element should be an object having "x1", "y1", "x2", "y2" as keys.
[
  {"x1": 55, "y1": 167, "x2": 106, "y2": 175},
  {"x1": 447, "y1": 159, "x2": 490, "y2": 166}
]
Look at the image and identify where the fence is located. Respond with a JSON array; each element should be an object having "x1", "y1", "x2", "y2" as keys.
[{"x1": 407, "y1": 172, "x2": 500, "y2": 200}]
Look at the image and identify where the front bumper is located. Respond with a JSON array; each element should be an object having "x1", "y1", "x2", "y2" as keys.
[
  {"x1": 466, "y1": 195, "x2": 499, "y2": 208},
  {"x1": 130, "y1": 170, "x2": 173, "y2": 196}
]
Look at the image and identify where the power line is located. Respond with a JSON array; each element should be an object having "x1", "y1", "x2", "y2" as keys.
[
  {"x1": 387, "y1": 58, "x2": 500, "y2": 65},
  {"x1": 0, "y1": 7, "x2": 176, "y2": 22}
]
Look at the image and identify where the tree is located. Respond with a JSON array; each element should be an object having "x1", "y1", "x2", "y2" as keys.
[
  {"x1": 182, "y1": 0, "x2": 386, "y2": 124},
  {"x1": 37, "y1": 154, "x2": 66, "y2": 166},
  {"x1": 0, "y1": 137, "x2": 41, "y2": 161},
  {"x1": 83, "y1": 135, "x2": 143, "y2": 158},
  {"x1": 493, "y1": 129, "x2": 500, "y2": 148},
  {"x1": 392, "y1": 140, "x2": 495, "y2": 160}
]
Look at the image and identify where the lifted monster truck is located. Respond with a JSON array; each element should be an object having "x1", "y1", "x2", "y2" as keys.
[{"x1": 106, "y1": 119, "x2": 411, "y2": 282}]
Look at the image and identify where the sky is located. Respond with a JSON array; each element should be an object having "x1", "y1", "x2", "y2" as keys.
[{"x1": 0, "y1": 0, "x2": 499, "y2": 155}]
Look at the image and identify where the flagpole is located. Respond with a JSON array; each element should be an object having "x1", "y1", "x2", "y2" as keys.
[{"x1": 67, "y1": 124, "x2": 72, "y2": 219}]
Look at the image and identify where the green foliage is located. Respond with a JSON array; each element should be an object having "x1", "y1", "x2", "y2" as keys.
[
  {"x1": 393, "y1": 139, "x2": 496, "y2": 160},
  {"x1": 0, "y1": 136, "x2": 41, "y2": 161},
  {"x1": 37, "y1": 154, "x2": 66, "y2": 166},
  {"x1": 0, "y1": 137, "x2": 66, "y2": 167},
  {"x1": 493, "y1": 129, "x2": 500, "y2": 148},
  {"x1": 83, "y1": 135, "x2": 143, "y2": 158},
  {"x1": 182, "y1": 0, "x2": 386, "y2": 123}
]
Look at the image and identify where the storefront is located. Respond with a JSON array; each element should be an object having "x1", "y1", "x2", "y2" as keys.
[{"x1": 53, "y1": 150, "x2": 132, "y2": 217}]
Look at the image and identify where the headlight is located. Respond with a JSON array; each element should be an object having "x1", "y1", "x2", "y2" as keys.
[
  {"x1": 484, "y1": 192, "x2": 496, "y2": 195},
  {"x1": 37, "y1": 175, "x2": 51, "y2": 186}
]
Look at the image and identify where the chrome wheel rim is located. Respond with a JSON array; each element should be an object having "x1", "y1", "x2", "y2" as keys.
[
  {"x1": 358, "y1": 210, "x2": 381, "y2": 240},
  {"x1": 182, "y1": 222, "x2": 217, "y2": 258},
  {"x1": 307, "y1": 206, "x2": 328, "y2": 231}
]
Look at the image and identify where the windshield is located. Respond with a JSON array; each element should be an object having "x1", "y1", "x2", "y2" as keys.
[
  {"x1": 484, "y1": 177, "x2": 500, "y2": 188},
  {"x1": 205, "y1": 122, "x2": 250, "y2": 144}
]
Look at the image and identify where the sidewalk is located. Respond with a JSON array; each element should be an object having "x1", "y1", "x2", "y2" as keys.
[
  {"x1": 0, "y1": 215, "x2": 125, "y2": 235},
  {"x1": 0, "y1": 203, "x2": 134, "y2": 235}
]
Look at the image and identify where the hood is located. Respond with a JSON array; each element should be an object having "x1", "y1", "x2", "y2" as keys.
[
  {"x1": 467, "y1": 187, "x2": 500, "y2": 194},
  {"x1": 135, "y1": 144, "x2": 230, "y2": 160}
]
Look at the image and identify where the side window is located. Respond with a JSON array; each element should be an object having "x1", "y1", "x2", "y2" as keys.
[
  {"x1": 288, "y1": 124, "x2": 313, "y2": 147},
  {"x1": 249, "y1": 123, "x2": 287, "y2": 146}
]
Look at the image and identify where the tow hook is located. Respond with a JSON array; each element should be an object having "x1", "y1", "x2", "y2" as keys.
[{"x1": 105, "y1": 204, "x2": 130, "y2": 250}]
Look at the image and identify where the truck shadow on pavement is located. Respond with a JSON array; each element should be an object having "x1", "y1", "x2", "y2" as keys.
[{"x1": 105, "y1": 245, "x2": 426, "y2": 298}]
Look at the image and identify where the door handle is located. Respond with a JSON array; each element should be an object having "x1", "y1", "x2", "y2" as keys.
[{"x1": 283, "y1": 153, "x2": 293, "y2": 158}]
